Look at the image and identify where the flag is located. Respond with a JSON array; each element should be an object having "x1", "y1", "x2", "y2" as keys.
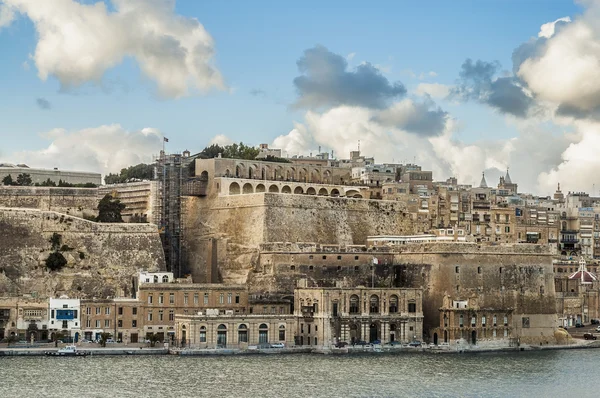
[{"x1": 163, "y1": 137, "x2": 169, "y2": 142}]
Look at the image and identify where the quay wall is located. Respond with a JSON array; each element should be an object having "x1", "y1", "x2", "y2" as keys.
[{"x1": 0, "y1": 186, "x2": 98, "y2": 218}]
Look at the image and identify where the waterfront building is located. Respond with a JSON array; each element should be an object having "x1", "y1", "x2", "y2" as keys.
[
  {"x1": 48, "y1": 297, "x2": 80, "y2": 341},
  {"x1": 80, "y1": 298, "x2": 142, "y2": 343},
  {"x1": 294, "y1": 282, "x2": 424, "y2": 347},
  {"x1": 0, "y1": 164, "x2": 101, "y2": 186},
  {"x1": 174, "y1": 313, "x2": 296, "y2": 348}
]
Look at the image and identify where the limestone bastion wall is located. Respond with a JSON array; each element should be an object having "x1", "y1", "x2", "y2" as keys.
[
  {"x1": 0, "y1": 207, "x2": 165, "y2": 299},
  {"x1": 247, "y1": 242, "x2": 557, "y2": 342},
  {"x1": 0, "y1": 186, "x2": 99, "y2": 219},
  {"x1": 183, "y1": 192, "x2": 414, "y2": 284}
]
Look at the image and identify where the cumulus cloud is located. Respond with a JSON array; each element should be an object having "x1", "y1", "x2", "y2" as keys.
[
  {"x1": 415, "y1": 83, "x2": 451, "y2": 99},
  {"x1": 451, "y1": 59, "x2": 533, "y2": 117},
  {"x1": 36, "y1": 97, "x2": 51, "y2": 110},
  {"x1": 4, "y1": 0, "x2": 224, "y2": 98},
  {"x1": 0, "y1": 2, "x2": 15, "y2": 27},
  {"x1": 373, "y1": 97, "x2": 448, "y2": 136},
  {"x1": 5, "y1": 124, "x2": 162, "y2": 176},
  {"x1": 208, "y1": 134, "x2": 234, "y2": 146},
  {"x1": 516, "y1": 2, "x2": 600, "y2": 119},
  {"x1": 292, "y1": 45, "x2": 406, "y2": 110}
]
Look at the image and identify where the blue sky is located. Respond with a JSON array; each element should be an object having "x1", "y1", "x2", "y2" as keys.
[{"x1": 0, "y1": 0, "x2": 597, "y2": 194}]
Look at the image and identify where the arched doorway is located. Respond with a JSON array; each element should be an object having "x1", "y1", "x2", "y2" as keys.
[
  {"x1": 369, "y1": 323, "x2": 379, "y2": 343},
  {"x1": 433, "y1": 332, "x2": 438, "y2": 345},
  {"x1": 181, "y1": 327, "x2": 187, "y2": 347},
  {"x1": 350, "y1": 324, "x2": 359, "y2": 344},
  {"x1": 258, "y1": 324, "x2": 268, "y2": 344},
  {"x1": 471, "y1": 330, "x2": 477, "y2": 345},
  {"x1": 74, "y1": 332, "x2": 79, "y2": 343},
  {"x1": 217, "y1": 324, "x2": 227, "y2": 347},
  {"x1": 390, "y1": 324, "x2": 397, "y2": 342}
]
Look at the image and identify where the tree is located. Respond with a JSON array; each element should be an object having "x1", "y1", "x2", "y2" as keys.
[
  {"x1": 2, "y1": 174, "x2": 14, "y2": 186},
  {"x1": 147, "y1": 333, "x2": 162, "y2": 347},
  {"x1": 38, "y1": 178, "x2": 56, "y2": 187},
  {"x1": 198, "y1": 144, "x2": 225, "y2": 159},
  {"x1": 104, "y1": 163, "x2": 154, "y2": 184},
  {"x1": 98, "y1": 332, "x2": 112, "y2": 347},
  {"x1": 46, "y1": 252, "x2": 67, "y2": 271},
  {"x1": 16, "y1": 173, "x2": 32, "y2": 186},
  {"x1": 198, "y1": 142, "x2": 260, "y2": 161},
  {"x1": 96, "y1": 194, "x2": 125, "y2": 223}
]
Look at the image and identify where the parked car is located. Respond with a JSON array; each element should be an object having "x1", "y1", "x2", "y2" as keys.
[
  {"x1": 335, "y1": 341, "x2": 348, "y2": 348},
  {"x1": 591, "y1": 319, "x2": 600, "y2": 325},
  {"x1": 355, "y1": 340, "x2": 368, "y2": 346},
  {"x1": 270, "y1": 343, "x2": 285, "y2": 348},
  {"x1": 595, "y1": 325, "x2": 600, "y2": 332},
  {"x1": 584, "y1": 333, "x2": 597, "y2": 340},
  {"x1": 372, "y1": 340, "x2": 381, "y2": 345},
  {"x1": 385, "y1": 341, "x2": 401, "y2": 346},
  {"x1": 408, "y1": 341, "x2": 422, "y2": 347},
  {"x1": 575, "y1": 323, "x2": 584, "y2": 328}
]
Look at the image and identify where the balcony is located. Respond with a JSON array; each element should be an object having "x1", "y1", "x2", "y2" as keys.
[{"x1": 473, "y1": 201, "x2": 491, "y2": 209}]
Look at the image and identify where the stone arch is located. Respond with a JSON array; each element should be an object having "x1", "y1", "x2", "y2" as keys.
[
  {"x1": 311, "y1": 169, "x2": 321, "y2": 183},
  {"x1": 307, "y1": 187, "x2": 316, "y2": 195},
  {"x1": 199, "y1": 171, "x2": 209, "y2": 182},
  {"x1": 256, "y1": 184, "x2": 266, "y2": 193},
  {"x1": 225, "y1": 169, "x2": 231, "y2": 177},
  {"x1": 235, "y1": 165, "x2": 242, "y2": 178},
  {"x1": 248, "y1": 167, "x2": 254, "y2": 179},
  {"x1": 294, "y1": 186, "x2": 304, "y2": 194},
  {"x1": 229, "y1": 182, "x2": 241, "y2": 195},
  {"x1": 323, "y1": 170, "x2": 331, "y2": 184},
  {"x1": 318, "y1": 188, "x2": 328, "y2": 196},
  {"x1": 268, "y1": 184, "x2": 279, "y2": 193},
  {"x1": 331, "y1": 188, "x2": 340, "y2": 197},
  {"x1": 345, "y1": 189, "x2": 361, "y2": 198},
  {"x1": 261, "y1": 168, "x2": 266, "y2": 179},
  {"x1": 299, "y1": 168, "x2": 308, "y2": 182},
  {"x1": 242, "y1": 183, "x2": 253, "y2": 194},
  {"x1": 369, "y1": 295, "x2": 380, "y2": 314},
  {"x1": 282, "y1": 185, "x2": 292, "y2": 194}
]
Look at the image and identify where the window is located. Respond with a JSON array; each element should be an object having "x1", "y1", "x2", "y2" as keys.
[
  {"x1": 204, "y1": 293, "x2": 209, "y2": 304},
  {"x1": 228, "y1": 293, "x2": 232, "y2": 304},
  {"x1": 118, "y1": 320, "x2": 123, "y2": 328},
  {"x1": 219, "y1": 294, "x2": 224, "y2": 304},
  {"x1": 169, "y1": 294, "x2": 175, "y2": 304},
  {"x1": 162, "y1": 275, "x2": 169, "y2": 283},
  {"x1": 279, "y1": 325, "x2": 286, "y2": 341},
  {"x1": 238, "y1": 324, "x2": 248, "y2": 343},
  {"x1": 477, "y1": 267, "x2": 482, "y2": 274},
  {"x1": 455, "y1": 266, "x2": 460, "y2": 273},
  {"x1": 104, "y1": 320, "x2": 110, "y2": 328},
  {"x1": 105, "y1": 307, "x2": 110, "y2": 315},
  {"x1": 263, "y1": 306, "x2": 267, "y2": 314},
  {"x1": 369, "y1": 295, "x2": 379, "y2": 314},
  {"x1": 493, "y1": 329, "x2": 497, "y2": 337},
  {"x1": 459, "y1": 315, "x2": 464, "y2": 327},
  {"x1": 62, "y1": 320, "x2": 68, "y2": 329},
  {"x1": 235, "y1": 295, "x2": 240, "y2": 304},
  {"x1": 482, "y1": 316, "x2": 486, "y2": 327},
  {"x1": 148, "y1": 312, "x2": 153, "y2": 321},
  {"x1": 159, "y1": 310, "x2": 164, "y2": 321},
  {"x1": 504, "y1": 316, "x2": 509, "y2": 327},
  {"x1": 309, "y1": 255, "x2": 313, "y2": 260},
  {"x1": 493, "y1": 315, "x2": 497, "y2": 327},
  {"x1": 259, "y1": 324, "x2": 268, "y2": 344},
  {"x1": 504, "y1": 329, "x2": 508, "y2": 337},
  {"x1": 86, "y1": 319, "x2": 91, "y2": 328},
  {"x1": 132, "y1": 320, "x2": 137, "y2": 328},
  {"x1": 200, "y1": 326, "x2": 207, "y2": 343},
  {"x1": 322, "y1": 255, "x2": 327, "y2": 260},
  {"x1": 308, "y1": 324, "x2": 311, "y2": 334},
  {"x1": 96, "y1": 307, "x2": 101, "y2": 315},
  {"x1": 355, "y1": 256, "x2": 359, "y2": 260},
  {"x1": 132, "y1": 307, "x2": 137, "y2": 315},
  {"x1": 169, "y1": 310, "x2": 174, "y2": 321},
  {"x1": 194, "y1": 293, "x2": 199, "y2": 304},
  {"x1": 301, "y1": 324, "x2": 304, "y2": 333},
  {"x1": 337, "y1": 256, "x2": 342, "y2": 260},
  {"x1": 271, "y1": 306, "x2": 276, "y2": 314},
  {"x1": 86, "y1": 307, "x2": 91, "y2": 315},
  {"x1": 349, "y1": 295, "x2": 359, "y2": 314},
  {"x1": 290, "y1": 265, "x2": 296, "y2": 271},
  {"x1": 51, "y1": 310, "x2": 55, "y2": 319},
  {"x1": 159, "y1": 294, "x2": 164, "y2": 304},
  {"x1": 505, "y1": 226, "x2": 510, "y2": 233},
  {"x1": 148, "y1": 295, "x2": 153, "y2": 305},
  {"x1": 95, "y1": 320, "x2": 100, "y2": 328},
  {"x1": 184, "y1": 294, "x2": 188, "y2": 305},
  {"x1": 118, "y1": 307, "x2": 123, "y2": 315},
  {"x1": 471, "y1": 316, "x2": 476, "y2": 327},
  {"x1": 408, "y1": 303, "x2": 416, "y2": 313}
]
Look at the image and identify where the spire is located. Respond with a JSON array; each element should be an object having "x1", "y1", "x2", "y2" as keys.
[
  {"x1": 479, "y1": 172, "x2": 488, "y2": 188},
  {"x1": 504, "y1": 168, "x2": 512, "y2": 184},
  {"x1": 557, "y1": 183, "x2": 561, "y2": 192}
]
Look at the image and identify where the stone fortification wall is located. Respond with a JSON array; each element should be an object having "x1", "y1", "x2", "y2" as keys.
[
  {"x1": 0, "y1": 207, "x2": 165, "y2": 299},
  {"x1": 0, "y1": 186, "x2": 98, "y2": 218},
  {"x1": 183, "y1": 192, "x2": 414, "y2": 283}
]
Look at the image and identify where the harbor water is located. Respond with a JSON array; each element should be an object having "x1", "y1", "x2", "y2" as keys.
[{"x1": 1, "y1": 349, "x2": 598, "y2": 397}]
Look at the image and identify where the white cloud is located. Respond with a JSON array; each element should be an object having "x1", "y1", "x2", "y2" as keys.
[
  {"x1": 5, "y1": 124, "x2": 162, "y2": 176},
  {"x1": 517, "y1": 5, "x2": 600, "y2": 113},
  {"x1": 415, "y1": 83, "x2": 451, "y2": 98},
  {"x1": 538, "y1": 16, "x2": 571, "y2": 38},
  {"x1": 0, "y1": 3, "x2": 15, "y2": 28},
  {"x1": 209, "y1": 134, "x2": 234, "y2": 146},
  {"x1": 346, "y1": 52, "x2": 356, "y2": 61},
  {"x1": 4, "y1": 0, "x2": 224, "y2": 98}
]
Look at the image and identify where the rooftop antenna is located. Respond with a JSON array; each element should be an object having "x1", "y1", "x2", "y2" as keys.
[{"x1": 318, "y1": 146, "x2": 321, "y2": 154}]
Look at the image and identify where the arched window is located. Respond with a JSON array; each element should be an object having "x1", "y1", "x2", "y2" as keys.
[
  {"x1": 349, "y1": 295, "x2": 359, "y2": 314},
  {"x1": 238, "y1": 324, "x2": 248, "y2": 343},
  {"x1": 199, "y1": 326, "x2": 207, "y2": 343},
  {"x1": 369, "y1": 295, "x2": 379, "y2": 314},
  {"x1": 218, "y1": 324, "x2": 227, "y2": 330},
  {"x1": 389, "y1": 295, "x2": 398, "y2": 313},
  {"x1": 259, "y1": 323, "x2": 269, "y2": 344},
  {"x1": 279, "y1": 325, "x2": 286, "y2": 341},
  {"x1": 459, "y1": 314, "x2": 464, "y2": 327},
  {"x1": 162, "y1": 275, "x2": 169, "y2": 283},
  {"x1": 153, "y1": 275, "x2": 158, "y2": 283}
]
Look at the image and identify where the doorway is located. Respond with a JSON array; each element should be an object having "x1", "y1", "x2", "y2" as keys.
[
  {"x1": 471, "y1": 330, "x2": 477, "y2": 345},
  {"x1": 433, "y1": 333, "x2": 438, "y2": 345},
  {"x1": 369, "y1": 323, "x2": 379, "y2": 342}
]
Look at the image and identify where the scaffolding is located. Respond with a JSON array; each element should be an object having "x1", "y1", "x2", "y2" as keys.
[{"x1": 154, "y1": 150, "x2": 193, "y2": 278}]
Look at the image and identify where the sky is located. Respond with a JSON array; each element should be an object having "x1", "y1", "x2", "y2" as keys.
[{"x1": 1, "y1": 0, "x2": 599, "y2": 195}]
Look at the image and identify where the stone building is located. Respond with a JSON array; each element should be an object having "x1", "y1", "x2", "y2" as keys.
[
  {"x1": 174, "y1": 313, "x2": 296, "y2": 348},
  {"x1": 555, "y1": 257, "x2": 600, "y2": 326},
  {"x1": 0, "y1": 297, "x2": 50, "y2": 342},
  {"x1": 437, "y1": 295, "x2": 514, "y2": 345},
  {"x1": 294, "y1": 283, "x2": 423, "y2": 347},
  {"x1": 0, "y1": 164, "x2": 101, "y2": 186},
  {"x1": 80, "y1": 298, "x2": 142, "y2": 343},
  {"x1": 98, "y1": 181, "x2": 157, "y2": 223}
]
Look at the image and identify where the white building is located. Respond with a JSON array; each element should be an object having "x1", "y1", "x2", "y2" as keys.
[{"x1": 49, "y1": 296, "x2": 81, "y2": 341}]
